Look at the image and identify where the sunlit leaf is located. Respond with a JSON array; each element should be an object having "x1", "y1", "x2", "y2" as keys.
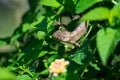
[
  {"x1": 31, "y1": 16, "x2": 45, "y2": 27},
  {"x1": 76, "y1": 0, "x2": 102, "y2": 13},
  {"x1": 109, "y1": 3, "x2": 120, "y2": 24},
  {"x1": 81, "y1": 7, "x2": 110, "y2": 21},
  {"x1": 22, "y1": 23, "x2": 34, "y2": 32},
  {"x1": 10, "y1": 33, "x2": 21, "y2": 43},
  {"x1": 16, "y1": 75, "x2": 32, "y2": 80},
  {"x1": 96, "y1": 28, "x2": 120, "y2": 65},
  {"x1": 37, "y1": 31, "x2": 46, "y2": 40},
  {"x1": 89, "y1": 62, "x2": 100, "y2": 71},
  {"x1": 0, "y1": 68, "x2": 16, "y2": 80},
  {"x1": 40, "y1": 0, "x2": 61, "y2": 7},
  {"x1": 48, "y1": 51, "x2": 57, "y2": 54},
  {"x1": 38, "y1": 51, "x2": 48, "y2": 57}
]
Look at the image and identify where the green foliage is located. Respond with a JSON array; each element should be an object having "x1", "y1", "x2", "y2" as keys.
[
  {"x1": 76, "y1": 0, "x2": 102, "y2": 13},
  {"x1": 0, "y1": 40, "x2": 7, "y2": 46},
  {"x1": 39, "y1": 0, "x2": 61, "y2": 7},
  {"x1": 96, "y1": 28, "x2": 120, "y2": 65},
  {"x1": 1, "y1": 0, "x2": 120, "y2": 80},
  {"x1": 109, "y1": 3, "x2": 120, "y2": 24},
  {"x1": 16, "y1": 75, "x2": 32, "y2": 80},
  {"x1": 81, "y1": 7, "x2": 110, "y2": 21},
  {"x1": 71, "y1": 41, "x2": 93, "y2": 65},
  {"x1": 0, "y1": 68, "x2": 16, "y2": 80}
]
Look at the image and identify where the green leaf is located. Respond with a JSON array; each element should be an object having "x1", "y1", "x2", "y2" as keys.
[
  {"x1": 21, "y1": 40, "x2": 43, "y2": 64},
  {"x1": 10, "y1": 32, "x2": 21, "y2": 43},
  {"x1": 96, "y1": 28, "x2": 120, "y2": 65},
  {"x1": 50, "y1": 76, "x2": 59, "y2": 80},
  {"x1": 109, "y1": 3, "x2": 120, "y2": 24},
  {"x1": 71, "y1": 52, "x2": 87, "y2": 65},
  {"x1": 48, "y1": 51, "x2": 57, "y2": 54},
  {"x1": 37, "y1": 31, "x2": 46, "y2": 40},
  {"x1": 89, "y1": 62, "x2": 100, "y2": 71},
  {"x1": 35, "y1": 17, "x2": 48, "y2": 32},
  {"x1": 0, "y1": 68, "x2": 16, "y2": 80},
  {"x1": 116, "y1": 0, "x2": 120, "y2": 3},
  {"x1": 81, "y1": 7, "x2": 110, "y2": 21},
  {"x1": 47, "y1": 20, "x2": 54, "y2": 33},
  {"x1": 22, "y1": 23, "x2": 35, "y2": 32},
  {"x1": 70, "y1": 41, "x2": 93, "y2": 65},
  {"x1": 76, "y1": 0, "x2": 102, "y2": 13},
  {"x1": 38, "y1": 51, "x2": 48, "y2": 57},
  {"x1": 71, "y1": 51, "x2": 92, "y2": 65},
  {"x1": 66, "y1": 62, "x2": 83, "y2": 80},
  {"x1": 31, "y1": 16, "x2": 45, "y2": 27},
  {"x1": 16, "y1": 75, "x2": 32, "y2": 80},
  {"x1": 40, "y1": 0, "x2": 61, "y2": 7},
  {"x1": 50, "y1": 74, "x2": 66, "y2": 80},
  {"x1": 0, "y1": 40, "x2": 7, "y2": 46},
  {"x1": 64, "y1": 0, "x2": 76, "y2": 14},
  {"x1": 57, "y1": 6, "x2": 65, "y2": 15},
  {"x1": 39, "y1": 69, "x2": 49, "y2": 75},
  {"x1": 44, "y1": 55, "x2": 58, "y2": 68},
  {"x1": 111, "y1": 3, "x2": 120, "y2": 18}
]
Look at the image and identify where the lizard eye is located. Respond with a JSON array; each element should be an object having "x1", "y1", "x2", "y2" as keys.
[{"x1": 59, "y1": 26, "x2": 65, "y2": 31}]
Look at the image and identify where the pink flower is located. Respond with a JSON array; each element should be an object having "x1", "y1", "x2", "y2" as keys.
[{"x1": 49, "y1": 58, "x2": 69, "y2": 76}]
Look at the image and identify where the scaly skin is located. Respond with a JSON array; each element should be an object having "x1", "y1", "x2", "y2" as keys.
[{"x1": 52, "y1": 21, "x2": 87, "y2": 47}]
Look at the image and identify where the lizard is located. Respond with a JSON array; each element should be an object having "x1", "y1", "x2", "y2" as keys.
[{"x1": 52, "y1": 21, "x2": 87, "y2": 47}]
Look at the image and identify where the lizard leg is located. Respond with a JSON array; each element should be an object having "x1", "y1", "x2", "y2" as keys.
[
  {"x1": 69, "y1": 40, "x2": 80, "y2": 47},
  {"x1": 74, "y1": 42, "x2": 80, "y2": 47}
]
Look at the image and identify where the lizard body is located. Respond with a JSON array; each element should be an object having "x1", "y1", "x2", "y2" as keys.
[{"x1": 52, "y1": 21, "x2": 87, "y2": 47}]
